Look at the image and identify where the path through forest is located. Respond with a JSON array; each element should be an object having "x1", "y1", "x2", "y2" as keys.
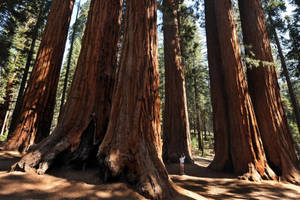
[{"x1": 0, "y1": 151, "x2": 299, "y2": 200}]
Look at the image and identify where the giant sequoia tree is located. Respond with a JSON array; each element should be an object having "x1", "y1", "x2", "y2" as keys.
[
  {"x1": 204, "y1": 0, "x2": 231, "y2": 171},
  {"x1": 162, "y1": 0, "x2": 193, "y2": 163},
  {"x1": 1, "y1": 0, "x2": 75, "y2": 152},
  {"x1": 207, "y1": 0, "x2": 277, "y2": 181},
  {"x1": 12, "y1": 0, "x2": 188, "y2": 199},
  {"x1": 238, "y1": 0, "x2": 300, "y2": 184},
  {"x1": 11, "y1": 0, "x2": 123, "y2": 172},
  {"x1": 97, "y1": 0, "x2": 180, "y2": 198}
]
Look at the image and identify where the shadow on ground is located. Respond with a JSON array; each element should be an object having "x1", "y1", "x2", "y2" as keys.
[{"x1": 166, "y1": 158, "x2": 300, "y2": 200}]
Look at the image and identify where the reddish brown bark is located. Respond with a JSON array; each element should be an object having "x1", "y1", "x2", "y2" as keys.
[
  {"x1": 1, "y1": 0, "x2": 75, "y2": 152},
  {"x1": 239, "y1": 0, "x2": 300, "y2": 184},
  {"x1": 97, "y1": 0, "x2": 179, "y2": 199},
  {"x1": 211, "y1": 0, "x2": 277, "y2": 181},
  {"x1": 204, "y1": 0, "x2": 232, "y2": 171},
  {"x1": 10, "y1": 0, "x2": 123, "y2": 171},
  {"x1": 162, "y1": 0, "x2": 193, "y2": 164}
]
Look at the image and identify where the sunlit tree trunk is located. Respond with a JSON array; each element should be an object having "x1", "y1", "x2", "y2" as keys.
[
  {"x1": 11, "y1": 0, "x2": 123, "y2": 171},
  {"x1": 1, "y1": 0, "x2": 75, "y2": 152},
  {"x1": 239, "y1": 0, "x2": 300, "y2": 184},
  {"x1": 212, "y1": 0, "x2": 277, "y2": 181},
  {"x1": 9, "y1": 1, "x2": 49, "y2": 135},
  {"x1": 97, "y1": 0, "x2": 180, "y2": 199},
  {"x1": 162, "y1": 0, "x2": 193, "y2": 164}
]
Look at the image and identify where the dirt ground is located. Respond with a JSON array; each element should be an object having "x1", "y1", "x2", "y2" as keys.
[{"x1": 0, "y1": 151, "x2": 300, "y2": 200}]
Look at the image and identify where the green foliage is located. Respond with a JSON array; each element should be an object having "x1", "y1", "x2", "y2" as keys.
[{"x1": 52, "y1": 0, "x2": 90, "y2": 130}]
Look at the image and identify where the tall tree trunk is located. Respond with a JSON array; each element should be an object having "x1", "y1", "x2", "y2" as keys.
[
  {"x1": 162, "y1": 0, "x2": 193, "y2": 164},
  {"x1": 97, "y1": 0, "x2": 180, "y2": 199},
  {"x1": 239, "y1": 0, "x2": 300, "y2": 184},
  {"x1": 213, "y1": 0, "x2": 276, "y2": 181},
  {"x1": 205, "y1": 0, "x2": 232, "y2": 172},
  {"x1": 12, "y1": 0, "x2": 123, "y2": 173},
  {"x1": 1, "y1": 0, "x2": 75, "y2": 152},
  {"x1": 9, "y1": 1, "x2": 49, "y2": 135},
  {"x1": 269, "y1": 16, "x2": 300, "y2": 138},
  {"x1": 59, "y1": 1, "x2": 81, "y2": 116}
]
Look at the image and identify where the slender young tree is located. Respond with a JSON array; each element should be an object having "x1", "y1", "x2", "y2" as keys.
[
  {"x1": 162, "y1": 0, "x2": 193, "y2": 163},
  {"x1": 238, "y1": 0, "x2": 300, "y2": 184},
  {"x1": 207, "y1": 0, "x2": 277, "y2": 181},
  {"x1": 12, "y1": 0, "x2": 123, "y2": 172},
  {"x1": 1, "y1": 0, "x2": 75, "y2": 152}
]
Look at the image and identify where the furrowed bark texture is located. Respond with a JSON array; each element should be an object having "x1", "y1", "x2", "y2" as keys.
[
  {"x1": 2, "y1": 0, "x2": 75, "y2": 152},
  {"x1": 11, "y1": 0, "x2": 123, "y2": 173},
  {"x1": 162, "y1": 0, "x2": 193, "y2": 164},
  {"x1": 98, "y1": 0, "x2": 177, "y2": 199},
  {"x1": 204, "y1": 0, "x2": 232, "y2": 171},
  {"x1": 213, "y1": 0, "x2": 277, "y2": 181},
  {"x1": 9, "y1": 1, "x2": 49, "y2": 135},
  {"x1": 239, "y1": 0, "x2": 300, "y2": 184}
]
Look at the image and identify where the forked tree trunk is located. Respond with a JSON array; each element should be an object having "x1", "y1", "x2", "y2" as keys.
[
  {"x1": 97, "y1": 0, "x2": 179, "y2": 199},
  {"x1": 162, "y1": 0, "x2": 193, "y2": 164},
  {"x1": 213, "y1": 0, "x2": 277, "y2": 181},
  {"x1": 10, "y1": 0, "x2": 123, "y2": 171},
  {"x1": 205, "y1": 0, "x2": 232, "y2": 171},
  {"x1": 1, "y1": 0, "x2": 75, "y2": 152},
  {"x1": 239, "y1": 0, "x2": 300, "y2": 184}
]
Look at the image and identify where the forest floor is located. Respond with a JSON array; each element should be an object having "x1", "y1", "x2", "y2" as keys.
[{"x1": 0, "y1": 150, "x2": 300, "y2": 200}]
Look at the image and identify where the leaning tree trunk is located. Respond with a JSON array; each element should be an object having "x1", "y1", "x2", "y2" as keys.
[
  {"x1": 213, "y1": 0, "x2": 277, "y2": 181},
  {"x1": 269, "y1": 15, "x2": 300, "y2": 138},
  {"x1": 205, "y1": 0, "x2": 232, "y2": 171},
  {"x1": 9, "y1": 1, "x2": 49, "y2": 135},
  {"x1": 162, "y1": 0, "x2": 193, "y2": 164},
  {"x1": 1, "y1": 0, "x2": 75, "y2": 152},
  {"x1": 239, "y1": 0, "x2": 300, "y2": 184},
  {"x1": 11, "y1": 0, "x2": 123, "y2": 172},
  {"x1": 59, "y1": 1, "x2": 81, "y2": 116},
  {"x1": 97, "y1": 0, "x2": 179, "y2": 199}
]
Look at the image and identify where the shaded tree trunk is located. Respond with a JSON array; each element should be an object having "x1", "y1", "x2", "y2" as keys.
[
  {"x1": 269, "y1": 16, "x2": 300, "y2": 137},
  {"x1": 1, "y1": 0, "x2": 75, "y2": 152},
  {"x1": 211, "y1": 0, "x2": 277, "y2": 181},
  {"x1": 239, "y1": 0, "x2": 300, "y2": 184},
  {"x1": 9, "y1": 1, "x2": 49, "y2": 135},
  {"x1": 205, "y1": 0, "x2": 232, "y2": 172},
  {"x1": 97, "y1": 0, "x2": 181, "y2": 199},
  {"x1": 11, "y1": 0, "x2": 123, "y2": 173},
  {"x1": 162, "y1": 0, "x2": 193, "y2": 164}
]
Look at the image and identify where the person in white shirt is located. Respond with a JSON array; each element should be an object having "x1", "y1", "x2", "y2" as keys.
[{"x1": 179, "y1": 154, "x2": 185, "y2": 175}]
